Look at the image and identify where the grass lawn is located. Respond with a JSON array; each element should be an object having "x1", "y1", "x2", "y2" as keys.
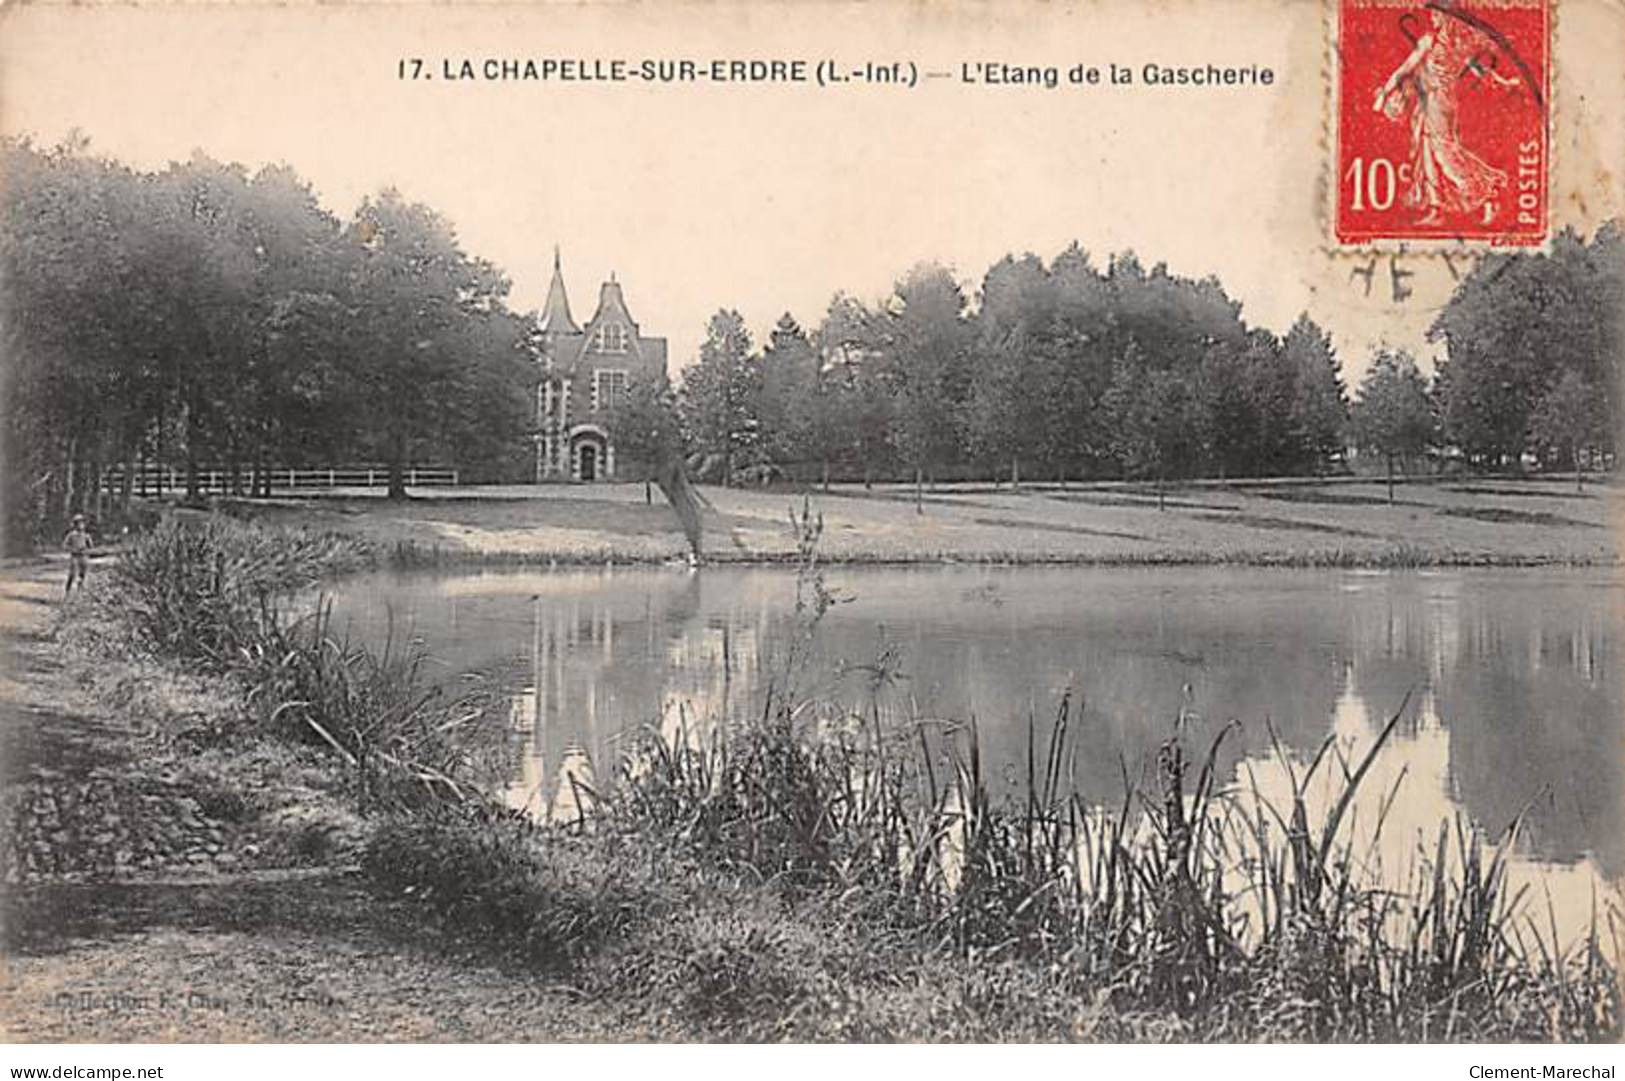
[{"x1": 226, "y1": 476, "x2": 1622, "y2": 567}]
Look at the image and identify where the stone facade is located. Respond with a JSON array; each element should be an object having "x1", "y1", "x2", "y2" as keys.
[{"x1": 533, "y1": 251, "x2": 668, "y2": 482}]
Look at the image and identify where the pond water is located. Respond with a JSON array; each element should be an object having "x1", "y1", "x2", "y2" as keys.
[{"x1": 323, "y1": 563, "x2": 1623, "y2": 944}]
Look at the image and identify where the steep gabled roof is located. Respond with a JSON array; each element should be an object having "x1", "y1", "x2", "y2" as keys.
[
  {"x1": 569, "y1": 273, "x2": 647, "y2": 368},
  {"x1": 538, "y1": 247, "x2": 580, "y2": 335},
  {"x1": 585, "y1": 275, "x2": 638, "y2": 337}
]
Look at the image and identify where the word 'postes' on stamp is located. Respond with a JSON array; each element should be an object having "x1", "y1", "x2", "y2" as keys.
[{"x1": 1335, "y1": 0, "x2": 1549, "y2": 248}]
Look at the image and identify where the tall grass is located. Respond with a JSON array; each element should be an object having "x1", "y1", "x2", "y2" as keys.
[
  {"x1": 113, "y1": 516, "x2": 371, "y2": 669},
  {"x1": 238, "y1": 602, "x2": 513, "y2": 813},
  {"x1": 108, "y1": 514, "x2": 511, "y2": 812},
  {"x1": 594, "y1": 686, "x2": 1619, "y2": 1040}
]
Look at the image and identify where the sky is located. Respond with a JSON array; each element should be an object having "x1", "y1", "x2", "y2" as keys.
[{"x1": 3, "y1": 0, "x2": 1622, "y2": 383}]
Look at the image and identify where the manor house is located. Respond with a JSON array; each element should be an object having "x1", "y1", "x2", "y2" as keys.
[{"x1": 534, "y1": 251, "x2": 668, "y2": 482}]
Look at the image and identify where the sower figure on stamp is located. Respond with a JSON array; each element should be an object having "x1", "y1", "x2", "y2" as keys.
[
  {"x1": 62, "y1": 513, "x2": 93, "y2": 598},
  {"x1": 1373, "y1": 5, "x2": 1520, "y2": 226}
]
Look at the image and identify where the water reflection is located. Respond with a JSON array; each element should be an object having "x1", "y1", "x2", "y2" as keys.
[{"x1": 327, "y1": 564, "x2": 1623, "y2": 937}]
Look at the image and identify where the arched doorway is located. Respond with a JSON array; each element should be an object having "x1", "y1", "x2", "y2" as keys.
[{"x1": 567, "y1": 424, "x2": 611, "y2": 482}]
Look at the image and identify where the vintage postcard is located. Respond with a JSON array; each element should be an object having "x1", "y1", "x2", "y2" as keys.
[{"x1": 1, "y1": 0, "x2": 1622, "y2": 1054}]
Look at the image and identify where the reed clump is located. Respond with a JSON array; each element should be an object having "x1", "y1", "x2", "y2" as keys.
[
  {"x1": 113, "y1": 515, "x2": 372, "y2": 669},
  {"x1": 589, "y1": 692, "x2": 1620, "y2": 1041},
  {"x1": 105, "y1": 514, "x2": 511, "y2": 813}
]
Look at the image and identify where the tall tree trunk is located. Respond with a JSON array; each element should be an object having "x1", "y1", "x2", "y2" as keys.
[
  {"x1": 258, "y1": 430, "x2": 273, "y2": 497},
  {"x1": 47, "y1": 450, "x2": 67, "y2": 536},
  {"x1": 43, "y1": 466, "x2": 62, "y2": 545},
  {"x1": 184, "y1": 399, "x2": 202, "y2": 503},
  {"x1": 155, "y1": 397, "x2": 168, "y2": 497},
  {"x1": 88, "y1": 452, "x2": 104, "y2": 520},
  {"x1": 1156, "y1": 470, "x2": 1166, "y2": 512},
  {"x1": 387, "y1": 428, "x2": 408, "y2": 501},
  {"x1": 120, "y1": 448, "x2": 135, "y2": 513},
  {"x1": 1011, "y1": 456, "x2": 1020, "y2": 491},
  {"x1": 63, "y1": 435, "x2": 78, "y2": 518},
  {"x1": 1386, "y1": 454, "x2": 1395, "y2": 505},
  {"x1": 914, "y1": 466, "x2": 924, "y2": 515},
  {"x1": 1575, "y1": 448, "x2": 1584, "y2": 492}
]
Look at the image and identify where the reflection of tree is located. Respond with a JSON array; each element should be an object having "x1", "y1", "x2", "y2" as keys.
[
  {"x1": 813, "y1": 576, "x2": 1348, "y2": 806},
  {"x1": 334, "y1": 566, "x2": 1625, "y2": 884},
  {"x1": 1345, "y1": 588, "x2": 1436, "y2": 739},
  {"x1": 1433, "y1": 596, "x2": 1624, "y2": 877}
]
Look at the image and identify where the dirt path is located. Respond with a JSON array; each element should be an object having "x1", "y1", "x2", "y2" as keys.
[
  {"x1": 0, "y1": 560, "x2": 618, "y2": 1042},
  {"x1": 0, "y1": 560, "x2": 100, "y2": 786},
  {"x1": 2, "y1": 870, "x2": 637, "y2": 1041}
]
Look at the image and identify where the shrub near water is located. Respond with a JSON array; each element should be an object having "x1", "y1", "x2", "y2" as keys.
[
  {"x1": 112, "y1": 515, "x2": 511, "y2": 813},
  {"x1": 115, "y1": 516, "x2": 371, "y2": 669}
]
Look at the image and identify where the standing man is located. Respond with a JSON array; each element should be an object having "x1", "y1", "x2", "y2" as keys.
[{"x1": 62, "y1": 514, "x2": 93, "y2": 598}]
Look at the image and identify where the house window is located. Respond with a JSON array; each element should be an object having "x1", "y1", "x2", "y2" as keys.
[
  {"x1": 596, "y1": 323, "x2": 629, "y2": 353},
  {"x1": 594, "y1": 369, "x2": 629, "y2": 412}
]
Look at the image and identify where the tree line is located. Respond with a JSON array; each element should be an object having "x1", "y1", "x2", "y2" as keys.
[
  {"x1": 3, "y1": 137, "x2": 1617, "y2": 551},
  {"x1": 0, "y1": 138, "x2": 535, "y2": 551},
  {"x1": 617, "y1": 226, "x2": 1621, "y2": 508},
  {"x1": 641, "y1": 249, "x2": 1349, "y2": 506},
  {"x1": 1346, "y1": 227, "x2": 1622, "y2": 498}
]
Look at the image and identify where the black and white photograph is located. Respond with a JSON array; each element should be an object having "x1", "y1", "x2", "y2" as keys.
[{"x1": 0, "y1": 0, "x2": 1622, "y2": 1059}]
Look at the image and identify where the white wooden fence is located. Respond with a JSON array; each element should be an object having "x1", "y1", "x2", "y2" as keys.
[{"x1": 101, "y1": 465, "x2": 460, "y2": 493}]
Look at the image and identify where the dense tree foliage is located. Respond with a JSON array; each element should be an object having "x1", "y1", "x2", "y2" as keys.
[
  {"x1": 1527, "y1": 368, "x2": 1606, "y2": 490},
  {"x1": 679, "y1": 310, "x2": 759, "y2": 484},
  {"x1": 607, "y1": 371, "x2": 683, "y2": 502},
  {"x1": 1431, "y1": 226, "x2": 1622, "y2": 469},
  {"x1": 672, "y1": 226, "x2": 1619, "y2": 497},
  {"x1": 676, "y1": 247, "x2": 1352, "y2": 501},
  {"x1": 0, "y1": 139, "x2": 535, "y2": 550}
]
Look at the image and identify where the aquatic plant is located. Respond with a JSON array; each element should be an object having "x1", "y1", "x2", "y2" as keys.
[
  {"x1": 113, "y1": 515, "x2": 371, "y2": 669},
  {"x1": 110, "y1": 513, "x2": 509, "y2": 812},
  {"x1": 589, "y1": 685, "x2": 1620, "y2": 1040}
]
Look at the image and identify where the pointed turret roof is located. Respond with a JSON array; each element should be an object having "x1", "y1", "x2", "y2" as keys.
[{"x1": 539, "y1": 247, "x2": 580, "y2": 334}]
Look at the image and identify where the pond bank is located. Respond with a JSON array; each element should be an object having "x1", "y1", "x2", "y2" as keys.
[
  {"x1": 0, "y1": 555, "x2": 643, "y2": 1041},
  {"x1": 3, "y1": 519, "x2": 1620, "y2": 1042}
]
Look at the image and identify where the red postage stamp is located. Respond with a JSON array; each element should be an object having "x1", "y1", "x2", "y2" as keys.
[{"x1": 1334, "y1": 0, "x2": 1550, "y2": 247}]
